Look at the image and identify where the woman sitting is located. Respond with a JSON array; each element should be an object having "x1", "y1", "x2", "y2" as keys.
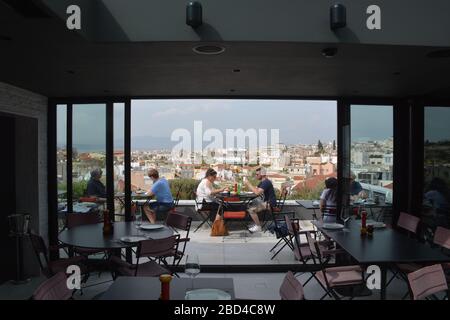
[
  {"x1": 196, "y1": 168, "x2": 228, "y2": 220},
  {"x1": 320, "y1": 177, "x2": 338, "y2": 223}
]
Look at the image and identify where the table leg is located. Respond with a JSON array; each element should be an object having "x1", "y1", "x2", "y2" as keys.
[{"x1": 380, "y1": 265, "x2": 387, "y2": 300}]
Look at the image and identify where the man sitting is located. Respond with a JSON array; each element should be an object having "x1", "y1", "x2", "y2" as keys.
[
  {"x1": 244, "y1": 167, "x2": 277, "y2": 233},
  {"x1": 143, "y1": 169, "x2": 174, "y2": 223},
  {"x1": 86, "y1": 168, "x2": 107, "y2": 198}
]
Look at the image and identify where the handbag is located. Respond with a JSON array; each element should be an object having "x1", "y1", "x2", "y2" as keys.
[{"x1": 210, "y1": 204, "x2": 229, "y2": 236}]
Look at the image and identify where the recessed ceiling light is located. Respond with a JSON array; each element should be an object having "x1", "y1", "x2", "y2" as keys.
[
  {"x1": 193, "y1": 45, "x2": 225, "y2": 55},
  {"x1": 426, "y1": 49, "x2": 450, "y2": 59}
]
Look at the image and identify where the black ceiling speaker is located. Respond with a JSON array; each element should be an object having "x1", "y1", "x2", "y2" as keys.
[
  {"x1": 330, "y1": 4, "x2": 346, "y2": 30},
  {"x1": 186, "y1": 1, "x2": 202, "y2": 28}
]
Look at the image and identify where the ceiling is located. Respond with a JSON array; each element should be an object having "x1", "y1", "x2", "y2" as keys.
[{"x1": 1, "y1": 1, "x2": 450, "y2": 99}]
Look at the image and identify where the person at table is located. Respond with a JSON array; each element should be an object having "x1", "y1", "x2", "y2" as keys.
[
  {"x1": 196, "y1": 168, "x2": 228, "y2": 219},
  {"x1": 349, "y1": 171, "x2": 363, "y2": 200},
  {"x1": 86, "y1": 168, "x2": 107, "y2": 198},
  {"x1": 423, "y1": 177, "x2": 450, "y2": 228},
  {"x1": 244, "y1": 167, "x2": 277, "y2": 233},
  {"x1": 143, "y1": 169, "x2": 174, "y2": 223},
  {"x1": 320, "y1": 177, "x2": 338, "y2": 223}
]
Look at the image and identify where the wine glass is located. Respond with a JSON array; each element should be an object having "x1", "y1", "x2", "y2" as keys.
[
  {"x1": 185, "y1": 254, "x2": 200, "y2": 289},
  {"x1": 134, "y1": 210, "x2": 142, "y2": 233}
]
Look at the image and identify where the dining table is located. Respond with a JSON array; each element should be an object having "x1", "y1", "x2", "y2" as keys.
[
  {"x1": 58, "y1": 221, "x2": 173, "y2": 250},
  {"x1": 100, "y1": 276, "x2": 235, "y2": 300},
  {"x1": 312, "y1": 218, "x2": 450, "y2": 300}
]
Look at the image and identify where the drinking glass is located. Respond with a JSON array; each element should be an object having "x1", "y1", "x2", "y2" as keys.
[{"x1": 185, "y1": 254, "x2": 200, "y2": 289}]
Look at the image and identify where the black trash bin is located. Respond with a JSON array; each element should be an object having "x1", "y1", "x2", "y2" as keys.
[{"x1": 7, "y1": 213, "x2": 31, "y2": 284}]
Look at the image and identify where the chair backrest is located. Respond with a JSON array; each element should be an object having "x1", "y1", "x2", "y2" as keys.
[
  {"x1": 173, "y1": 186, "x2": 183, "y2": 207},
  {"x1": 289, "y1": 218, "x2": 308, "y2": 263},
  {"x1": 166, "y1": 211, "x2": 192, "y2": 233},
  {"x1": 29, "y1": 232, "x2": 51, "y2": 277},
  {"x1": 407, "y1": 264, "x2": 448, "y2": 300},
  {"x1": 279, "y1": 271, "x2": 305, "y2": 300},
  {"x1": 137, "y1": 235, "x2": 180, "y2": 259},
  {"x1": 433, "y1": 226, "x2": 450, "y2": 249},
  {"x1": 66, "y1": 212, "x2": 101, "y2": 229},
  {"x1": 32, "y1": 272, "x2": 73, "y2": 300},
  {"x1": 276, "y1": 186, "x2": 289, "y2": 210},
  {"x1": 397, "y1": 212, "x2": 420, "y2": 234},
  {"x1": 305, "y1": 231, "x2": 320, "y2": 260}
]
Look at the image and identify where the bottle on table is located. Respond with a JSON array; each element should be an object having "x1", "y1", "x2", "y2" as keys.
[
  {"x1": 102, "y1": 209, "x2": 113, "y2": 236},
  {"x1": 360, "y1": 210, "x2": 367, "y2": 236},
  {"x1": 159, "y1": 274, "x2": 173, "y2": 300}
]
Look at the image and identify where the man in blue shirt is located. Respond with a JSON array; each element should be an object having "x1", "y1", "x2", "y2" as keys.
[
  {"x1": 244, "y1": 167, "x2": 277, "y2": 233},
  {"x1": 143, "y1": 169, "x2": 174, "y2": 223}
]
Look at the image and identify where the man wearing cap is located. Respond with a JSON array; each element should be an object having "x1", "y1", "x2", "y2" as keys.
[{"x1": 244, "y1": 167, "x2": 277, "y2": 233}]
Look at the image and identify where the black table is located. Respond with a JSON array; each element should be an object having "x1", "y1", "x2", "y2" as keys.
[
  {"x1": 312, "y1": 219, "x2": 450, "y2": 300},
  {"x1": 58, "y1": 221, "x2": 173, "y2": 250},
  {"x1": 100, "y1": 277, "x2": 235, "y2": 300}
]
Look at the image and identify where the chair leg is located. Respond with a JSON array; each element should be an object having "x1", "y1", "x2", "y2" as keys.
[
  {"x1": 269, "y1": 238, "x2": 283, "y2": 252},
  {"x1": 270, "y1": 241, "x2": 289, "y2": 260}
]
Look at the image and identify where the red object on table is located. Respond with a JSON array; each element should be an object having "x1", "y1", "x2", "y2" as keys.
[
  {"x1": 159, "y1": 274, "x2": 172, "y2": 300},
  {"x1": 234, "y1": 183, "x2": 237, "y2": 193},
  {"x1": 361, "y1": 211, "x2": 367, "y2": 228}
]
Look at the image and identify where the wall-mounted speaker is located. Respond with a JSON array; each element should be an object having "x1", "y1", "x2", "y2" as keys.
[
  {"x1": 186, "y1": 2, "x2": 202, "y2": 28},
  {"x1": 330, "y1": 4, "x2": 346, "y2": 30}
]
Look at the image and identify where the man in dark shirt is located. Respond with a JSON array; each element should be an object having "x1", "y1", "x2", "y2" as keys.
[
  {"x1": 244, "y1": 167, "x2": 276, "y2": 232},
  {"x1": 86, "y1": 168, "x2": 107, "y2": 198}
]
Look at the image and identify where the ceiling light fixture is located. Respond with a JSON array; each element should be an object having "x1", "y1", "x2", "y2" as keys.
[{"x1": 193, "y1": 45, "x2": 225, "y2": 55}]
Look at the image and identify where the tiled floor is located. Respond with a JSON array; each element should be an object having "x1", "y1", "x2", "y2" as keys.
[{"x1": 183, "y1": 220, "x2": 315, "y2": 265}]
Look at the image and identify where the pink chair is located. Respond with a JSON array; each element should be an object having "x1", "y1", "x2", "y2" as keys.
[
  {"x1": 279, "y1": 271, "x2": 305, "y2": 300},
  {"x1": 32, "y1": 272, "x2": 73, "y2": 300},
  {"x1": 433, "y1": 226, "x2": 450, "y2": 271},
  {"x1": 305, "y1": 232, "x2": 364, "y2": 300},
  {"x1": 433, "y1": 226, "x2": 450, "y2": 249},
  {"x1": 407, "y1": 264, "x2": 448, "y2": 300},
  {"x1": 397, "y1": 212, "x2": 420, "y2": 235},
  {"x1": 386, "y1": 212, "x2": 422, "y2": 290}
]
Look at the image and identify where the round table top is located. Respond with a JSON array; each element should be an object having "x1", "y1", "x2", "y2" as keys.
[{"x1": 58, "y1": 221, "x2": 174, "y2": 249}]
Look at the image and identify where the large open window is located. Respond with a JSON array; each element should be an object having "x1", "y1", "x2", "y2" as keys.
[
  {"x1": 423, "y1": 106, "x2": 450, "y2": 234},
  {"x1": 350, "y1": 105, "x2": 393, "y2": 207}
]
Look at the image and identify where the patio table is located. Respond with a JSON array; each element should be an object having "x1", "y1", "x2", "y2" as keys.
[
  {"x1": 312, "y1": 219, "x2": 450, "y2": 300},
  {"x1": 100, "y1": 276, "x2": 235, "y2": 300},
  {"x1": 58, "y1": 221, "x2": 173, "y2": 250}
]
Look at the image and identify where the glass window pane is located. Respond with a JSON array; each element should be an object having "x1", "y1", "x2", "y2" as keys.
[
  {"x1": 56, "y1": 104, "x2": 67, "y2": 231},
  {"x1": 423, "y1": 107, "x2": 450, "y2": 232},
  {"x1": 72, "y1": 104, "x2": 106, "y2": 203},
  {"x1": 350, "y1": 105, "x2": 393, "y2": 220},
  {"x1": 114, "y1": 103, "x2": 125, "y2": 220}
]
